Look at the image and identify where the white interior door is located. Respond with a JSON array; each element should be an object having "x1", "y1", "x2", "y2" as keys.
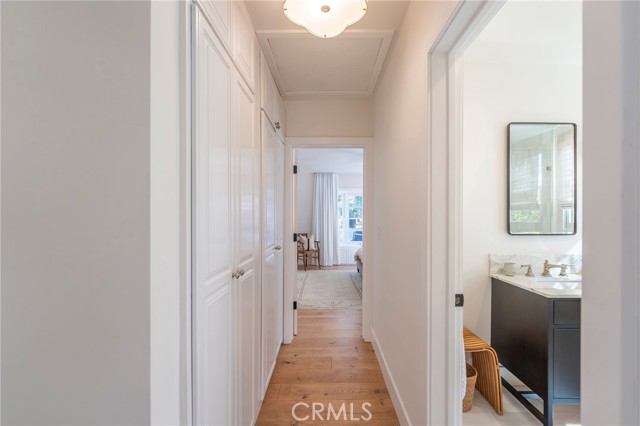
[
  {"x1": 234, "y1": 73, "x2": 260, "y2": 425},
  {"x1": 261, "y1": 111, "x2": 283, "y2": 396},
  {"x1": 193, "y1": 8, "x2": 234, "y2": 425},
  {"x1": 275, "y1": 135, "x2": 285, "y2": 343}
]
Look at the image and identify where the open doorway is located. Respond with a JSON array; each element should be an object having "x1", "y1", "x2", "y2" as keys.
[
  {"x1": 460, "y1": 2, "x2": 582, "y2": 426},
  {"x1": 282, "y1": 139, "x2": 373, "y2": 344},
  {"x1": 427, "y1": 1, "x2": 583, "y2": 425},
  {"x1": 293, "y1": 148, "x2": 364, "y2": 311}
]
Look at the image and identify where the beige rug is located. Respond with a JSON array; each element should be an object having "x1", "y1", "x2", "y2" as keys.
[{"x1": 297, "y1": 270, "x2": 362, "y2": 309}]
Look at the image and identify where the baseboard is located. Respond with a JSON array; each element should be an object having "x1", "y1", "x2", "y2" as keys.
[{"x1": 371, "y1": 328, "x2": 412, "y2": 426}]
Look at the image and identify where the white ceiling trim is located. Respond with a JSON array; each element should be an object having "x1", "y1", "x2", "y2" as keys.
[{"x1": 257, "y1": 30, "x2": 394, "y2": 97}]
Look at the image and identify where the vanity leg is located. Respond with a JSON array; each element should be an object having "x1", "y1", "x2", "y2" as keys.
[{"x1": 544, "y1": 397, "x2": 554, "y2": 426}]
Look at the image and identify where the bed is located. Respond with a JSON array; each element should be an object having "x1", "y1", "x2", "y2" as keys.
[{"x1": 354, "y1": 247, "x2": 363, "y2": 274}]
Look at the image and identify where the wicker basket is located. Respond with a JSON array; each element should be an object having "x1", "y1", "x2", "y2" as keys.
[{"x1": 463, "y1": 363, "x2": 478, "y2": 412}]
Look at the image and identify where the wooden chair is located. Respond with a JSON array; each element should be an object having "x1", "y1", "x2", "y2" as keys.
[
  {"x1": 297, "y1": 233, "x2": 321, "y2": 271},
  {"x1": 296, "y1": 239, "x2": 306, "y2": 268},
  {"x1": 304, "y1": 240, "x2": 321, "y2": 270}
]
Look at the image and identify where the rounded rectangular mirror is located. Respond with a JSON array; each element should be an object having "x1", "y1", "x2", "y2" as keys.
[{"x1": 508, "y1": 122, "x2": 577, "y2": 235}]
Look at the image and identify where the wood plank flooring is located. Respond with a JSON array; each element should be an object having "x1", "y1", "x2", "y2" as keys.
[{"x1": 256, "y1": 309, "x2": 400, "y2": 426}]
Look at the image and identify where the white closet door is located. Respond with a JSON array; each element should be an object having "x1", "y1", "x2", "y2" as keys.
[
  {"x1": 193, "y1": 9, "x2": 234, "y2": 426},
  {"x1": 263, "y1": 114, "x2": 276, "y2": 253},
  {"x1": 275, "y1": 135, "x2": 284, "y2": 349},
  {"x1": 261, "y1": 115, "x2": 285, "y2": 398},
  {"x1": 234, "y1": 73, "x2": 259, "y2": 425},
  {"x1": 261, "y1": 112, "x2": 277, "y2": 395}
]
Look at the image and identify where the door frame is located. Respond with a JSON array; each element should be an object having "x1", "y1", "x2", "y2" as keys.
[
  {"x1": 283, "y1": 137, "x2": 374, "y2": 343},
  {"x1": 425, "y1": 1, "x2": 505, "y2": 424}
]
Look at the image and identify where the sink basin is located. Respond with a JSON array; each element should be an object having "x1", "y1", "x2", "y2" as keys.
[
  {"x1": 533, "y1": 275, "x2": 582, "y2": 283},
  {"x1": 536, "y1": 281, "x2": 582, "y2": 290},
  {"x1": 533, "y1": 287, "x2": 582, "y2": 297}
]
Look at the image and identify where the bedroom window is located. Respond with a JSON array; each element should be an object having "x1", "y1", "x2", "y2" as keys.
[{"x1": 338, "y1": 191, "x2": 363, "y2": 244}]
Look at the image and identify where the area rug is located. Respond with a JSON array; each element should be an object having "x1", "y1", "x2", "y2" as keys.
[{"x1": 297, "y1": 270, "x2": 362, "y2": 309}]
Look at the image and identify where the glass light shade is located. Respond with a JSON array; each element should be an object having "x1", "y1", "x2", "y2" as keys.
[{"x1": 283, "y1": 0, "x2": 368, "y2": 38}]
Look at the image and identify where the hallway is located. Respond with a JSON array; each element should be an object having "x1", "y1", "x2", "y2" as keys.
[{"x1": 256, "y1": 309, "x2": 400, "y2": 425}]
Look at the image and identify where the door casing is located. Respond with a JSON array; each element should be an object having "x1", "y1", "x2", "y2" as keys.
[
  {"x1": 426, "y1": 1, "x2": 505, "y2": 425},
  {"x1": 283, "y1": 137, "x2": 374, "y2": 343}
]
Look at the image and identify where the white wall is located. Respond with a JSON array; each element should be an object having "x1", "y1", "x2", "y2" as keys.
[
  {"x1": 285, "y1": 98, "x2": 373, "y2": 137},
  {"x1": 1, "y1": 2, "x2": 151, "y2": 423},
  {"x1": 582, "y1": 2, "x2": 640, "y2": 424},
  {"x1": 149, "y1": 1, "x2": 187, "y2": 424},
  {"x1": 462, "y1": 1, "x2": 583, "y2": 341},
  {"x1": 295, "y1": 172, "x2": 314, "y2": 234},
  {"x1": 371, "y1": 2, "x2": 458, "y2": 424},
  {"x1": 338, "y1": 173, "x2": 363, "y2": 190}
]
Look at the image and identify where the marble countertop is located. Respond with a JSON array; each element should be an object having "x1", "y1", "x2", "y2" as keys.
[{"x1": 490, "y1": 273, "x2": 582, "y2": 299}]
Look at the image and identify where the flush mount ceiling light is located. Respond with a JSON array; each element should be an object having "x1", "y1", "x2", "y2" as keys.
[{"x1": 283, "y1": 0, "x2": 368, "y2": 38}]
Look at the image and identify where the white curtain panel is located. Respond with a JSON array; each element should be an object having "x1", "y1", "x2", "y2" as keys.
[{"x1": 312, "y1": 173, "x2": 339, "y2": 266}]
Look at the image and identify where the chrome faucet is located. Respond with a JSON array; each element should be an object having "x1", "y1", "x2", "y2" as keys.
[{"x1": 542, "y1": 260, "x2": 568, "y2": 277}]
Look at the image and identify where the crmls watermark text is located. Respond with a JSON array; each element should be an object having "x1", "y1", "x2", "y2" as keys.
[{"x1": 291, "y1": 402, "x2": 373, "y2": 422}]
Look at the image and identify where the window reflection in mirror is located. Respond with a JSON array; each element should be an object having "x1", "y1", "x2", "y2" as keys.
[{"x1": 508, "y1": 123, "x2": 577, "y2": 235}]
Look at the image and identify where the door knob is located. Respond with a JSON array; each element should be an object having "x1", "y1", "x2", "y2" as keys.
[
  {"x1": 274, "y1": 245, "x2": 282, "y2": 250},
  {"x1": 275, "y1": 122, "x2": 281, "y2": 129}
]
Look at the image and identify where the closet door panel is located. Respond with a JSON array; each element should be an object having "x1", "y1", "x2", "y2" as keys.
[
  {"x1": 193, "y1": 10, "x2": 234, "y2": 426},
  {"x1": 234, "y1": 70, "x2": 260, "y2": 426},
  {"x1": 237, "y1": 268, "x2": 258, "y2": 425},
  {"x1": 275, "y1": 136, "x2": 285, "y2": 352},
  {"x1": 235, "y1": 77, "x2": 257, "y2": 269},
  {"x1": 275, "y1": 137, "x2": 284, "y2": 248},
  {"x1": 260, "y1": 57, "x2": 277, "y2": 125},
  {"x1": 262, "y1": 251, "x2": 278, "y2": 395},
  {"x1": 263, "y1": 113, "x2": 276, "y2": 250}
]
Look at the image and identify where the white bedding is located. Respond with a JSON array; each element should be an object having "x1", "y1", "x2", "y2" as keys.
[{"x1": 354, "y1": 247, "x2": 363, "y2": 262}]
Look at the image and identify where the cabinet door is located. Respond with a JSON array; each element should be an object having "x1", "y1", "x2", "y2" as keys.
[
  {"x1": 260, "y1": 56, "x2": 277, "y2": 125},
  {"x1": 234, "y1": 72, "x2": 260, "y2": 425},
  {"x1": 553, "y1": 328, "x2": 580, "y2": 399},
  {"x1": 193, "y1": 9, "x2": 234, "y2": 425},
  {"x1": 197, "y1": 0, "x2": 233, "y2": 53},
  {"x1": 234, "y1": 2, "x2": 256, "y2": 91}
]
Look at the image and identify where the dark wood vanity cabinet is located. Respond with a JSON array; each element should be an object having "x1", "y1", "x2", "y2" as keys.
[{"x1": 491, "y1": 278, "x2": 580, "y2": 426}]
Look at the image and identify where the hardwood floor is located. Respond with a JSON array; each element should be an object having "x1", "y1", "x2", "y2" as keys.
[
  {"x1": 256, "y1": 309, "x2": 400, "y2": 426},
  {"x1": 297, "y1": 264, "x2": 357, "y2": 271}
]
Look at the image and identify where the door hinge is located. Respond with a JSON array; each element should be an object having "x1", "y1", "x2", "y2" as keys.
[
  {"x1": 293, "y1": 301, "x2": 298, "y2": 310},
  {"x1": 455, "y1": 294, "x2": 464, "y2": 307},
  {"x1": 293, "y1": 233, "x2": 298, "y2": 242},
  {"x1": 293, "y1": 165, "x2": 298, "y2": 174}
]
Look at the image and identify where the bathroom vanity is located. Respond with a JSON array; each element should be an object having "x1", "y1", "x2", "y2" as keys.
[{"x1": 491, "y1": 275, "x2": 580, "y2": 426}]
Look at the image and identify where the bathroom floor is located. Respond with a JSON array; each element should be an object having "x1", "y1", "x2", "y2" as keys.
[{"x1": 463, "y1": 383, "x2": 581, "y2": 426}]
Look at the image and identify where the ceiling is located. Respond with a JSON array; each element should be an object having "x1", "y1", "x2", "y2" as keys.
[
  {"x1": 296, "y1": 148, "x2": 363, "y2": 174},
  {"x1": 245, "y1": 1, "x2": 410, "y2": 97}
]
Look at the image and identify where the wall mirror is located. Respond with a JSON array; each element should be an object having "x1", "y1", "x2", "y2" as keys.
[{"x1": 508, "y1": 122, "x2": 577, "y2": 235}]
